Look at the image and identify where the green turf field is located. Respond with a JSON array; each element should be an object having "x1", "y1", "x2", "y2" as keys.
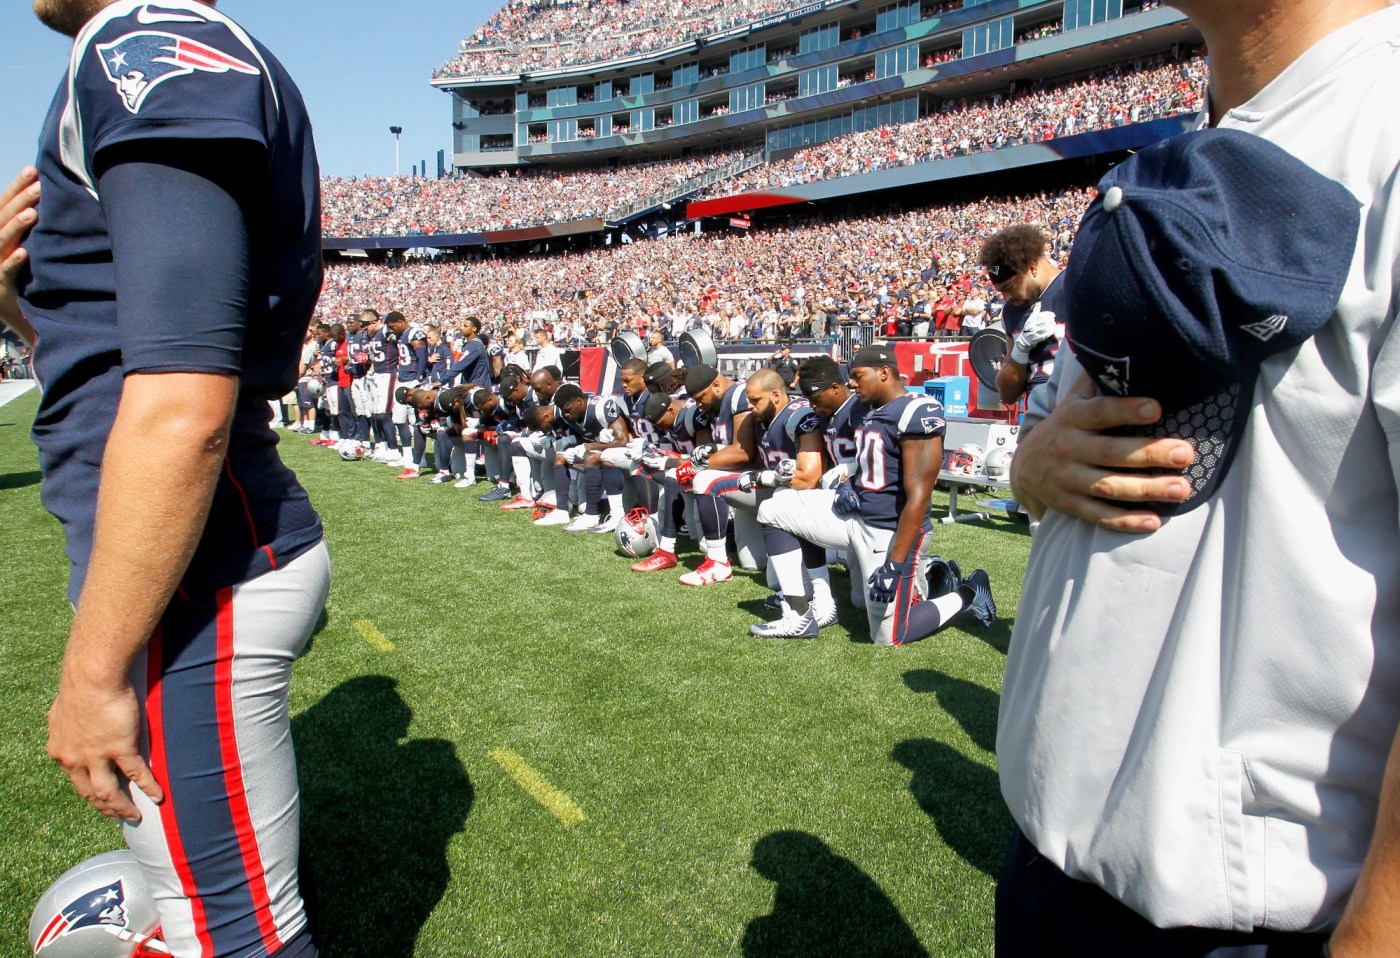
[{"x1": 0, "y1": 390, "x2": 1032, "y2": 957}]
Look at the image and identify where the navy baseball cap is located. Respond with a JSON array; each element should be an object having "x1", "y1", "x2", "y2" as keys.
[
  {"x1": 1064, "y1": 127, "x2": 1360, "y2": 515},
  {"x1": 849, "y1": 344, "x2": 900, "y2": 371}
]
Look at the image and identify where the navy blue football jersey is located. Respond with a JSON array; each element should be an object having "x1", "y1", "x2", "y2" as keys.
[
  {"x1": 396, "y1": 324, "x2": 428, "y2": 382},
  {"x1": 667, "y1": 400, "x2": 709, "y2": 456},
  {"x1": 626, "y1": 389, "x2": 659, "y2": 444},
  {"x1": 853, "y1": 393, "x2": 945, "y2": 530},
  {"x1": 370, "y1": 327, "x2": 395, "y2": 374},
  {"x1": 759, "y1": 399, "x2": 822, "y2": 467},
  {"x1": 710, "y1": 381, "x2": 750, "y2": 447},
  {"x1": 576, "y1": 395, "x2": 626, "y2": 441},
  {"x1": 822, "y1": 394, "x2": 869, "y2": 467},
  {"x1": 999, "y1": 273, "x2": 1067, "y2": 390},
  {"x1": 317, "y1": 338, "x2": 337, "y2": 378},
  {"x1": 348, "y1": 330, "x2": 370, "y2": 376},
  {"x1": 20, "y1": 0, "x2": 322, "y2": 598}
]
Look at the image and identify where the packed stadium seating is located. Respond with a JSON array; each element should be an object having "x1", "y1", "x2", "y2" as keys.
[
  {"x1": 436, "y1": 0, "x2": 886, "y2": 79},
  {"x1": 322, "y1": 54, "x2": 1203, "y2": 238},
  {"x1": 321, "y1": 151, "x2": 749, "y2": 237},
  {"x1": 317, "y1": 183, "x2": 1094, "y2": 342},
  {"x1": 706, "y1": 53, "x2": 1205, "y2": 196}
]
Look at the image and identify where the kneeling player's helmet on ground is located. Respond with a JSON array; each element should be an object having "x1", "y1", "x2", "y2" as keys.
[
  {"x1": 30, "y1": 850, "x2": 168, "y2": 957},
  {"x1": 947, "y1": 443, "x2": 985, "y2": 476},
  {"x1": 616, "y1": 508, "x2": 658, "y2": 558},
  {"x1": 984, "y1": 446, "x2": 1013, "y2": 479},
  {"x1": 305, "y1": 378, "x2": 325, "y2": 399}
]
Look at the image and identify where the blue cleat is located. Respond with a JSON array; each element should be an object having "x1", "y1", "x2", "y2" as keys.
[{"x1": 961, "y1": 569, "x2": 996, "y2": 628}]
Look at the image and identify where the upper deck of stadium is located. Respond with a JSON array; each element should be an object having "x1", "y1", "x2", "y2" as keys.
[{"x1": 432, "y1": 0, "x2": 1201, "y2": 171}]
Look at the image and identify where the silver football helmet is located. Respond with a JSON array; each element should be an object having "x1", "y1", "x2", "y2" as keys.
[
  {"x1": 984, "y1": 446, "x2": 1014, "y2": 479},
  {"x1": 616, "y1": 508, "x2": 659, "y2": 558},
  {"x1": 30, "y1": 851, "x2": 169, "y2": 957}
]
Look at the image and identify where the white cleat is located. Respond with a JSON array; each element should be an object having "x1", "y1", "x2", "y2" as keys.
[
  {"x1": 749, "y1": 609, "x2": 819, "y2": 639},
  {"x1": 812, "y1": 600, "x2": 838, "y2": 629},
  {"x1": 587, "y1": 515, "x2": 621, "y2": 535},
  {"x1": 534, "y1": 508, "x2": 573, "y2": 527},
  {"x1": 563, "y1": 514, "x2": 600, "y2": 532}
]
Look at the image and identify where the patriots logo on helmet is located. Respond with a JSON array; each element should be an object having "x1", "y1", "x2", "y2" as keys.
[
  {"x1": 95, "y1": 26, "x2": 259, "y2": 114},
  {"x1": 33, "y1": 880, "x2": 128, "y2": 951}
]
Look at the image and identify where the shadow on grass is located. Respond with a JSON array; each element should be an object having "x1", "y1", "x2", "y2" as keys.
[
  {"x1": 742, "y1": 830, "x2": 929, "y2": 958},
  {"x1": 0, "y1": 469, "x2": 41, "y2": 490},
  {"x1": 892, "y1": 738, "x2": 1012, "y2": 879},
  {"x1": 295, "y1": 675, "x2": 472, "y2": 957},
  {"x1": 902, "y1": 669, "x2": 997, "y2": 754}
]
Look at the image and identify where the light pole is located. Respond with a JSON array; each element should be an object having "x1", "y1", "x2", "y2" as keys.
[{"x1": 389, "y1": 125, "x2": 403, "y2": 175}]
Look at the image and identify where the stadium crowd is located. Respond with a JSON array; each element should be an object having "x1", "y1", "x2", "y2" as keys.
[
  {"x1": 436, "y1": 0, "x2": 966, "y2": 78},
  {"x1": 321, "y1": 151, "x2": 746, "y2": 236},
  {"x1": 323, "y1": 55, "x2": 1202, "y2": 239},
  {"x1": 316, "y1": 183, "x2": 1091, "y2": 345},
  {"x1": 712, "y1": 54, "x2": 1206, "y2": 195}
]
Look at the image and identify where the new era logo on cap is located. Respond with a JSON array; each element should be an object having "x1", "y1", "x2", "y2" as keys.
[{"x1": 1240, "y1": 315, "x2": 1289, "y2": 342}]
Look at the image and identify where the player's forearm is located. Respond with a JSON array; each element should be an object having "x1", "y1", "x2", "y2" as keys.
[
  {"x1": 1329, "y1": 723, "x2": 1400, "y2": 957},
  {"x1": 64, "y1": 373, "x2": 236, "y2": 689},
  {"x1": 888, "y1": 493, "x2": 932, "y2": 566},
  {"x1": 997, "y1": 361, "x2": 1030, "y2": 405},
  {"x1": 708, "y1": 448, "x2": 753, "y2": 468}
]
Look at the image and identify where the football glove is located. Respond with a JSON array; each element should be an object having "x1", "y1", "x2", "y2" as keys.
[
  {"x1": 832, "y1": 481, "x2": 860, "y2": 517},
  {"x1": 737, "y1": 471, "x2": 759, "y2": 492},
  {"x1": 690, "y1": 444, "x2": 715, "y2": 468},
  {"x1": 772, "y1": 459, "x2": 797, "y2": 486},
  {"x1": 597, "y1": 428, "x2": 616, "y2": 444},
  {"x1": 820, "y1": 463, "x2": 852, "y2": 489},
  {"x1": 1010, "y1": 306, "x2": 1058, "y2": 364},
  {"x1": 675, "y1": 460, "x2": 697, "y2": 489},
  {"x1": 868, "y1": 558, "x2": 912, "y2": 604},
  {"x1": 625, "y1": 437, "x2": 647, "y2": 458},
  {"x1": 564, "y1": 445, "x2": 588, "y2": 465}
]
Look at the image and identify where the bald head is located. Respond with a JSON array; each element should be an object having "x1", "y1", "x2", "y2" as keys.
[{"x1": 748, "y1": 368, "x2": 786, "y2": 393}]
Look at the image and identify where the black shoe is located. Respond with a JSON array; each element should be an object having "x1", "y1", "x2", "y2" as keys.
[{"x1": 478, "y1": 485, "x2": 512, "y2": 502}]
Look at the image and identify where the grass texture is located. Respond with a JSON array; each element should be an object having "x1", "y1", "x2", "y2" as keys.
[{"x1": 0, "y1": 391, "x2": 1033, "y2": 957}]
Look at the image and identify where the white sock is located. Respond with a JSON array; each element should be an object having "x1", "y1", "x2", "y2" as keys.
[
  {"x1": 606, "y1": 493, "x2": 624, "y2": 520},
  {"x1": 658, "y1": 536, "x2": 677, "y2": 554},
  {"x1": 463, "y1": 454, "x2": 477, "y2": 478},
  {"x1": 931, "y1": 592, "x2": 966, "y2": 624},
  {"x1": 810, "y1": 572, "x2": 834, "y2": 607}
]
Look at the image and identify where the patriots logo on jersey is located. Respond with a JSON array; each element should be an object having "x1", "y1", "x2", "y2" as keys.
[
  {"x1": 33, "y1": 880, "x2": 129, "y2": 951},
  {"x1": 96, "y1": 27, "x2": 259, "y2": 114}
]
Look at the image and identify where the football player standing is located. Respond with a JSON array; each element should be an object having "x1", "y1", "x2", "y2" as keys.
[{"x1": 6, "y1": 0, "x2": 328, "y2": 954}]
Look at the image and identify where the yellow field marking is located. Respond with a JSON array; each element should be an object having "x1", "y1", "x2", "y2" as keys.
[
  {"x1": 488, "y1": 746, "x2": 587, "y2": 827},
  {"x1": 353, "y1": 618, "x2": 394, "y2": 652}
]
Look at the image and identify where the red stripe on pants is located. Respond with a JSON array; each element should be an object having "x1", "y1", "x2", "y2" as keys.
[
  {"x1": 213, "y1": 588, "x2": 283, "y2": 954},
  {"x1": 147, "y1": 624, "x2": 217, "y2": 958}
]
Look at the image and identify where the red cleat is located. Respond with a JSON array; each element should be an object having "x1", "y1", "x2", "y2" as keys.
[
  {"x1": 500, "y1": 495, "x2": 536, "y2": 510},
  {"x1": 394, "y1": 467, "x2": 421, "y2": 480},
  {"x1": 631, "y1": 549, "x2": 678, "y2": 573}
]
